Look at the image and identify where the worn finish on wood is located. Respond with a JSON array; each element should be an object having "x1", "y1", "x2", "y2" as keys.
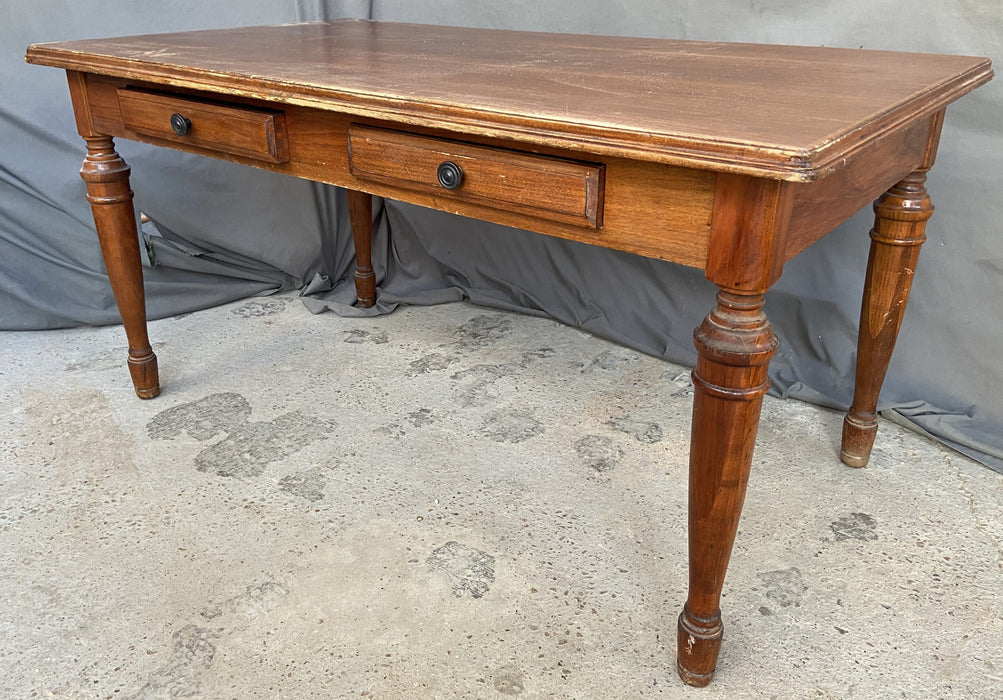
[
  {"x1": 680, "y1": 289, "x2": 778, "y2": 685},
  {"x1": 77, "y1": 74, "x2": 715, "y2": 267},
  {"x1": 25, "y1": 21, "x2": 992, "y2": 180},
  {"x1": 677, "y1": 174, "x2": 790, "y2": 685},
  {"x1": 841, "y1": 109, "x2": 944, "y2": 468},
  {"x1": 841, "y1": 174, "x2": 934, "y2": 466},
  {"x1": 67, "y1": 71, "x2": 160, "y2": 399},
  {"x1": 79, "y1": 136, "x2": 159, "y2": 398},
  {"x1": 346, "y1": 189, "x2": 376, "y2": 307},
  {"x1": 348, "y1": 125, "x2": 604, "y2": 229},
  {"x1": 28, "y1": 23, "x2": 993, "y2": 687},
  {"x1": 785, "y1": 116, "x2": 931, "y2": 261},
  {"x1": 707, "y1": 174, "x2": 792, "y2": 291},
  {"x1": 117, "y1": 88, "x2": 289, "y2": 163}
]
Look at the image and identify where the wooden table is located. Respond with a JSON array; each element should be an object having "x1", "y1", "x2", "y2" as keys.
[{"x1": 26, "y1": 20, "x2": 992, "y2": 686}]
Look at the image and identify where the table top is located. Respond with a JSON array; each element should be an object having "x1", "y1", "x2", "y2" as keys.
[{"x1": 26, "y1": 20, "x2": 992, "y2": 180}]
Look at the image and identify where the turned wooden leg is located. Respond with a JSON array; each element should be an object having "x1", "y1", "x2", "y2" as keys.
[
  {"x1": 79, "y1": 136, "x2": 159, "y2": 399},
  {"x1": 677, "y1": 290, "x2": 778, "y2": 686},
  {"x1": 841, "y1": 170, "x2": 932, "y2": 467},
  {"x1": 346, "y1": 189, "x2": 376, "y2": 307}
]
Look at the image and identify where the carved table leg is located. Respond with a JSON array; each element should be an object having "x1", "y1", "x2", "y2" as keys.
[
  {"x1": 346, "y1": 189, "x2": 376, "y2": 307},
  {"x1": 79, "y1": 136, "x2": 159, "y2": 399},
  {"x1": 677, "y1": 290, "x2": 778, "y2": 686},
  {"x1": 841, "y1": 170, "x2": 932, "y2": 467}
]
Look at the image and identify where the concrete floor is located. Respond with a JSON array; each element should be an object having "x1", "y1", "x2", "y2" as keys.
[{"x1": 1, "y1": 294, "x2": 1001, "y2": 699}]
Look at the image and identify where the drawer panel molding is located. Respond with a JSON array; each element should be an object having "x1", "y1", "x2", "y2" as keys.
[
  {"x1": 348, "y1": 125, "x2": 604, "y2": 228},
  {"x1": 117, "y1": 88, "x2": 289, "y2": 163}
]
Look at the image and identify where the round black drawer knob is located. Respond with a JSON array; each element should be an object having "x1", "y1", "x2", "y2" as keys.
[
  {"x1": 436, "y1": 161, "x2": 464, "y2": 190},
  {"x1": 170, "y1": 113, "x2": 192, "y2": 137}
]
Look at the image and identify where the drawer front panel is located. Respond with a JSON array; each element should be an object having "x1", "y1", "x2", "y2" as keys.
[
  {"x1": 117, "y1": 89, "x2": 289, "y2": 163},
  {"x1": 348, "y1": 126, "x2": 604, "y2": 228}
]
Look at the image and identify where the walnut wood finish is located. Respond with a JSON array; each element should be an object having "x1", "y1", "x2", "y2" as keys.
[
  {"x1": 346, "y1": 189, "x2": 376, "y2": 307},
  {"x1": 841, "y1": 171, "x2": 935, "y2": 466},
  {"x1": 347, "y1": 125, "x2": 605, "y2": 229},
  {"x1": 75, "y1": 72, "x2": 716, "y2": 267},
  {"x1": 681, "y1": 289, "x2": 777, "y2": 685},
  {"x1": 117, "y1": 88, "x2": 289, "y2": 163},
  {"x1": 677, "y1": 173, "x2": 789, "y2": 684},
  {"x1": 26, "y1": 21, "x2": 993, "y2": 687},
  {"x1": 840, "y1": 112, "x2": 945, "y2": 468},
  {"x1": 25, "y1": 21, "x2": 991, "y2": 180},
  {"x1": 67, "y1": 71, "x2": 159, "y2": 398},
  {"x1": 784, "y1": 117, "x2": 931, "y2": 261},
  {"x1": 79, "y1": 136, "x2": 159, "y2": 398}
]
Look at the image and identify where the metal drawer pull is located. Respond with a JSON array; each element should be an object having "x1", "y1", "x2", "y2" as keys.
[
  {"x1": 436, "y1": 160, "x2": 463, "y2": 189},
  {"x1": 170, "y1": 112, "x2": 191, "y2": 136}
]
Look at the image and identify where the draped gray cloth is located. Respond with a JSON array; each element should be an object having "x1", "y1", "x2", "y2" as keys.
[{"x1": 3, "y1": 1, "x2": 1001, "y2": 471}]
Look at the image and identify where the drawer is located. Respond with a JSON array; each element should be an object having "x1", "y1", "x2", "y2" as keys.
[
  {"x1": 347, "y1": 126, "x2": 604, "y2": 228},
  {"x1": 117, "y1": 88, "x2": 289, "y2": 163}
]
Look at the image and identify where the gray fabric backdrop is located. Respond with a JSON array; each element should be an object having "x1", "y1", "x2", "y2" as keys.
[{"x1": 2, "y1": 1, "x2": 1001, "y2": 471}]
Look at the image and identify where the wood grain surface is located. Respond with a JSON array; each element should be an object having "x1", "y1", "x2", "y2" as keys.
[
  {"x1": 26, "y1": 20, "x2": 992, "y2": 181},
  {"x1": 117, "y1": 88, "x2": 289, "y2": 163},
  {"x1": 347, "y1": 125, "x2": 604, "y2": 228},
  {"x1": 76, "y1": 73, "x2": 716, "y2": 267}
]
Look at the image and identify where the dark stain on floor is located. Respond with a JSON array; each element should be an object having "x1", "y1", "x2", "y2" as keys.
[
  {"x1": 757, "y1": 567, "x2": 808, "y2": 615},
  {"x1": 606, "y1": 416, "x2": 663, "y2": 443},
  {"x1": 450, "y1": 363, "x2": 520, "y2": 408},
  {"x1": 147, "y1": 393, "x2": 335, "y2": 478},
  {"x1": 279, "y1": 468, "x2": 328, "y2": 502},
  {"x1": 581, "y1": 348, "x2": 638, "y2": 373},
  {"x1": 230, "y1": 299, "x2": 289, "y2": 317},
  {"x1": 830, "y1": 512, "x2": 879, "y2": 542},
  {"x1": 456, "y1": 314, "x2": 514, "y2": 348},
  {"x1": 343, "y1": 328, "x2": 389, "y2": 344},
  {"x1": 127, "y1": 625, "x2": 220, "y2": 699},
  {"x1": 427, "y1": 541, "x2": 496, "y2": 599},
  {"x1": 130, "y1": 581, "x2": 290, "y2": 698},
  {"x1": 406, "y1": 407, "x2": 436, "y2": 427},
  {"x1": 407, "y1": 352, "x2": 459, "y2": 376},
  {"x1": 482, "y1": 409, "x2": 544, "y2": 443},
  {"x1": 575, "y1": 434, "x2": 623, "y2": 473},
  {"x1": 520, "y1": 347, "x2": 555, "y2": 365}
]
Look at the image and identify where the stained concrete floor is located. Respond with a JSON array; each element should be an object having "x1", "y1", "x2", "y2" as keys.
[{"x1": 1, "y1": 294, "x2": 1001, "y2": 699}]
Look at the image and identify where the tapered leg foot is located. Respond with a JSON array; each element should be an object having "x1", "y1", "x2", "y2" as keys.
[
  {"x1": 840, "y1": 412, "x2": 876, "y2": 467},
  {"x1": 347, "y1": 189, "x2": 376, "y2": 307},
  {"x1": 677, "y1": 605, "x2": 723, "y2": 687},
  {"x1": 80, "y1": 136, "x2": 160, "y2": 399},
  {"x1": 840, "y1": 170, "x2": 932, "y2": 468},
  {"x1": 128, "y1": 350, "x2": 160, "y2": 399},
  {"x1": 677, "y1": 290, "x2": 777, "y2": 686}
]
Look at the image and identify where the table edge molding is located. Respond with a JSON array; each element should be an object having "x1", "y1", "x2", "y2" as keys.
[{"x1": 25, "y1": 46, "x2": 993, "y2": 183}]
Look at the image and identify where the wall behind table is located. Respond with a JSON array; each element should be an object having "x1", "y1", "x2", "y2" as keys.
[{"x1": 2, "y1": 1, "x2": 1000, "y2": 470}]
